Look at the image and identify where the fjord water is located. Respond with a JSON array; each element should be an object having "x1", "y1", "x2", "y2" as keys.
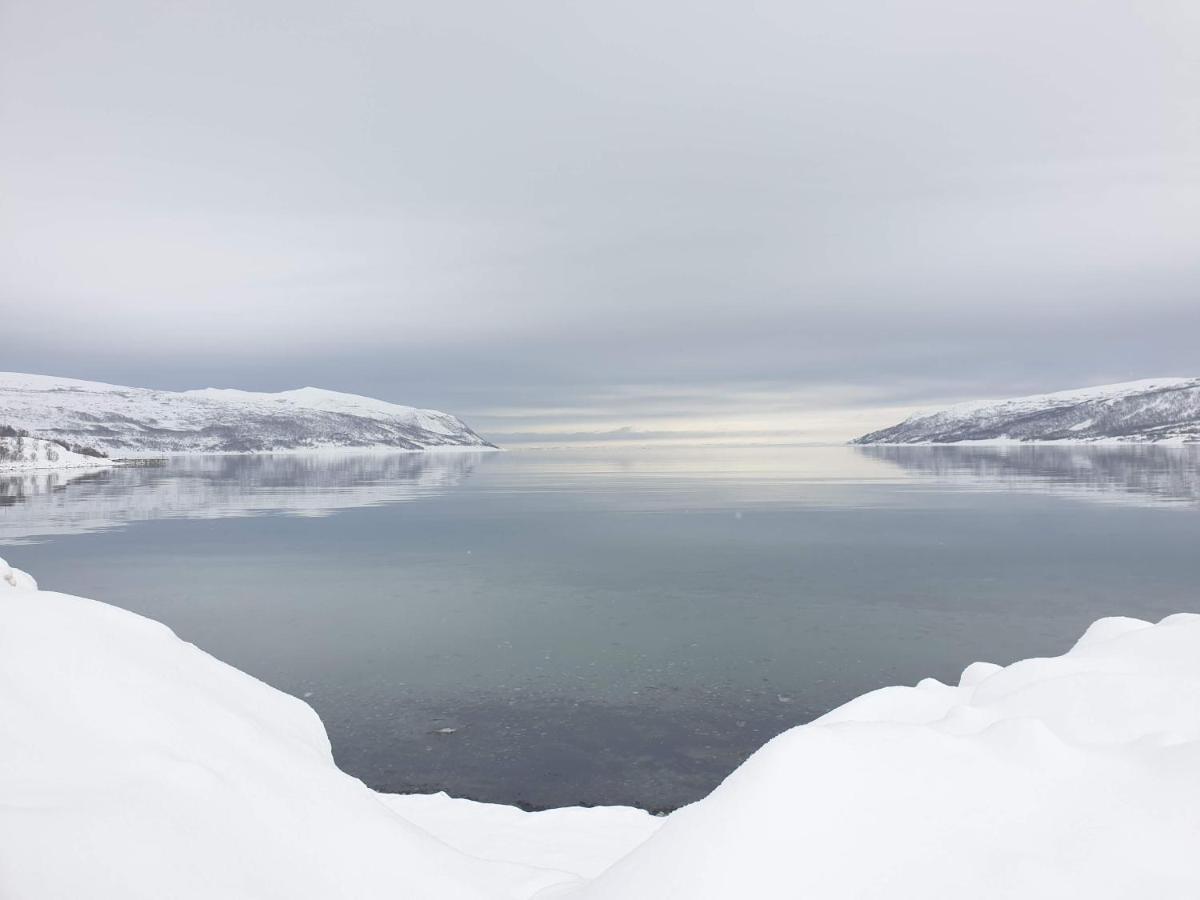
[{"x1": 4, "y1": 445, "x2": 1200, "y2": 810}]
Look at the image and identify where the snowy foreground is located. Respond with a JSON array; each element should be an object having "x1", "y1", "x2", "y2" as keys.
[{"x1": 2, "y1": 560, "x2": 1199, "y2": 898}]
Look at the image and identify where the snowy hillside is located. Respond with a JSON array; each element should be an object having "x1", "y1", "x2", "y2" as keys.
[
  {"x1": 0, "y1": 435, "x2": 113, "y2": 471},
  {"x1": 4, "y1": 557, "x2": 1200, "y2": 898},
  {"x1": 856, "y1": 377, "x2": 1200, "y2": 444},
  {"x1": 0, "y1": 373, "x2": 494, "y2": 455}
]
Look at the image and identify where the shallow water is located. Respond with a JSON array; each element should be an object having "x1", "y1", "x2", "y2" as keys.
[{"x1": 4, "y1": 445, "x2": 1200, "y2": 810}]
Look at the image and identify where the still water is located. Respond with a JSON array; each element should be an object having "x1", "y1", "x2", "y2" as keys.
[{"x1": 4, "y1": 445, "x2": 1199, "y2": 810}]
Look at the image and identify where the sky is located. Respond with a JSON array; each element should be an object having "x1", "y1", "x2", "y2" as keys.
[{"x1": 2, "y1": 0, "x2": 1198, "y2": 445}]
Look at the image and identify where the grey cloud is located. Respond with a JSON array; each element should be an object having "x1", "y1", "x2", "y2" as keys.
[{"x1": 2, "y1": 0, "x2": 1197, "y2": 441}]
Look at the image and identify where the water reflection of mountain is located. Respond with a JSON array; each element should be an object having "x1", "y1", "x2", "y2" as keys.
[
  {"x1": 0, "y1": 452, "x2": 489, "y2": 544},
  {"x1": 858, "y1": 445, "x2": 1200, "y2": 508}
]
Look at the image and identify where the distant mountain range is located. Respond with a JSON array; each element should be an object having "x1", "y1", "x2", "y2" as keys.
[
  {"x1": 0, "y1": 373, "x2": 494, "y2": 456},
  {"x1": 855, "y1": 378, "x2": 1200, "y2": 444}
]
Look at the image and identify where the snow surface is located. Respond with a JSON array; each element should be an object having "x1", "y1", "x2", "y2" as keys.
[
  {"x1": 0, "y1": 435, "x2": 113, "y2": 471},
  {"x1": 380, "y1": 793, "x2": 662, "y2": 880},
  {"x1": 2, "y1": 558, "x2": 1199, "y2": 898},
  {"x1": 0, "y1": 372, "x2": 494, "y2": 455}
]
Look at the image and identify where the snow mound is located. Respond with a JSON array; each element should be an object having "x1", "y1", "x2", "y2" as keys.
[
  {"x1": 0, "y1": 586, "x2": 584, "y2": 899},
  {"x1": 381, "y1": 792, "x2": 662, "y2": 880},
  {"x1": 2, "y1": 574, "x2": 1199, "y2": 899},
  {"x1": 583, "y1": 613, "x2": 1200, "y2": 899},
  {"x1": 0, "y1": 435, "x2": 111, "y2": 470}
]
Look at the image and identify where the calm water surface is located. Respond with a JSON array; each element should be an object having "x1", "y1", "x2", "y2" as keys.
[{"x1": 4, "y1": 445, "x2": 1200, "y2": 809}]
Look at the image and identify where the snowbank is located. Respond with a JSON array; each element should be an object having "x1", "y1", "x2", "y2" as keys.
[
  {"x1": 578, "y1": 614, "x2": 1200, "y2": 899},
  {"x1": 2, "y1": 558, "x2": 1198, "y2": 898},
  {"x1": 380, "y1": 793, "x2": 662, "y2": 880},
  {"x1": 0, "y1": 558, "x2": 630, "y2": 899},
  {"x1": 0, "y1": 435, "x2": 111, "y2": 471}
]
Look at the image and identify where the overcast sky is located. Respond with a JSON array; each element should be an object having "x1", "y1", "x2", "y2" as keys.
[{"x1": 2, "y1": 1, "x2": 1197, "y2": 443}]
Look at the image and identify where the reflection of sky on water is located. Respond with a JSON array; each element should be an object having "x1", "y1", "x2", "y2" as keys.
[{"x1": 4, "y1": 446, "x2": 1199, "y2": 547}]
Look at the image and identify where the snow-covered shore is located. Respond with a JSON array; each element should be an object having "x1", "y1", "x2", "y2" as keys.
[
  {"x1": 0, "y1": 435, "x2": 114, "y2": 471},
  {"x1": 2, "y1": 557, "x2": 1198, "y2": 898}
]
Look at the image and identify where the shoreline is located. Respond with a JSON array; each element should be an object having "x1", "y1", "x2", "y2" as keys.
[{"x1": 0, "y1": 445, "x2": 503, "y2": 471}]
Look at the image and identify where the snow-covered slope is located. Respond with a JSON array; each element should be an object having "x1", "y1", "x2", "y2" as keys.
[
  {"x1": 0, "y1": 372, "x2": 494, "y2": 455},
  {"x1": 3, "y1": 557, "x2": 1200, "y2": 899},
  {"x1": 580, "y1": 615, "x2": 1200, "y2": 899},
  {"x1": 856, "y1": 377, "x2": 1200, "y2": 444},
  {"x1": 0, "y1": 435, "x2": 113, "y2": 471}
]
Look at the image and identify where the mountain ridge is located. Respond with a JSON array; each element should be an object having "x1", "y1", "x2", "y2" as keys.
[
  {"x1": 0, "y1": 373, "x2": 495, "y2": 455},
  {"x1": 854, "y1": 378, "x2": 1200, "y2": 444}
]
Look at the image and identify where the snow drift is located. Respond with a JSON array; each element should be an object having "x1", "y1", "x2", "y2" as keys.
[
  {"x1": 2, "y1": 556, "x2": 1198, "y2": 898},
  {"x1": 0, "y1": 372, "x2": 494, "y2": 455}
]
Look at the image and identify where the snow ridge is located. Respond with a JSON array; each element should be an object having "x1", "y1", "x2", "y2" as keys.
[
  {"x1": 855, "y1": 377, "x2": 1200, "y2": 444},
  {"x1": 0, "y1": 372, "x2": 495, "y2": 455}
]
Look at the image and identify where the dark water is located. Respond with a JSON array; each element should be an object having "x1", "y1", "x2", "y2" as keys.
[{"x1": 4, "y1": 445, "x2": 1200, "y2": 810}]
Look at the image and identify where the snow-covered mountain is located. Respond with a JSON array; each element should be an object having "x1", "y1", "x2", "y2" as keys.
[
  {"x1": 0, "y1": 373, "x2": 495, "y2": 455},
  {"x1": 855, "y1": 378, "x2": 1200, "y2": 444}
]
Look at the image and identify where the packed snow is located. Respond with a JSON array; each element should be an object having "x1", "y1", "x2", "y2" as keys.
[
  {"x1": 0, "y1": 435, "x2": 113, "y2": 471},
  {"x1": 2, "y1": 556, "x2": 1199, "y2": 898},
  {"x1": 0, "y1": 372, "x2": 494, "y2": 455},
  {"x1": 380, "y1": 793, "x2": 662, "y2": 880},
  {"x1": 856, "y1": 376, "x2": 1200, "y2": 444}
]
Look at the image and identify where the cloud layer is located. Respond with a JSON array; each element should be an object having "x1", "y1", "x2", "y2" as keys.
[{"x1": 3, "y1": 0, "x2": 1198, "y2": 441}]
